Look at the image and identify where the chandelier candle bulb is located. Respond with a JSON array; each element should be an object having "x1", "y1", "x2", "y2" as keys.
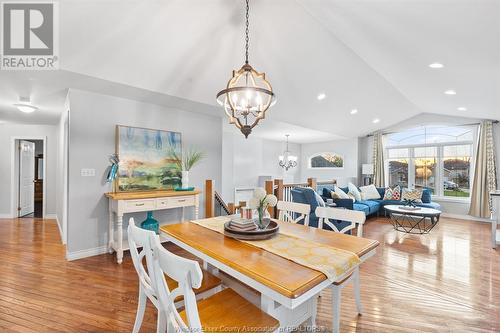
[{"x1": 216, "y1": 0, "x2": 275, "y2": 138}]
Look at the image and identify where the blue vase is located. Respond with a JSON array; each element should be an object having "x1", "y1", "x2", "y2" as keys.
[{"x1": 141, "y1": 211, "x2": 159, "y2": 234}]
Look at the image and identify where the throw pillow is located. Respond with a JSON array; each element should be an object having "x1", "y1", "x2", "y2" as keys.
[
  {"x1": 421, "y1": 188, "x2": 432, "y2": 203},
  {"x1": 392, "y1": 185, "x2": 401, "y2": 200},
  {"x1": 401, "y1": 188, "x2": 423, "y2": 203},
  {"x1": 334, "y1": 186, "x2": 350, "y2": 199},
  {"x1": 347, "y1": 193, "x2": 356, "y2": 202},
  {"x1": 359, "y1": 184, "x2": 381, "y2": 200},
  {"x1": 315, "y1": 192, "x2": 326, "y2": 207},
  {"x1": 383, "y1": 187, "x2": 394, "y2": 200},
  {"x1": 331, "y1": 191, "x2": 341, "y2": 199},
  {"x1": 348, "y1": 182, "x2": 362, "y2": 202}
]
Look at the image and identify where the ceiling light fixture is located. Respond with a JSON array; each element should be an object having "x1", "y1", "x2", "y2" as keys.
[
  {"x1": 457, "y1": 107, "x2": 467, "y2": 111},
  {"x1": 350, "y1": 109, "x2": 358, "y2": 115},
  {"x1": 279, "y1": 134, "x2": 297, "y2": 171},
  {"x1": 216, "y1": 0, "x2": 275, "y2": 138},
  {"x1": 317, "y1": 93, "x2": 326, "y2": 101},
  {"x1": 444, "y1": 90, "x2": 457, "y2": 95},
  {"x1": 429, "y1": 63, "x2": 444, "y2": 69},
  {"x1": 14, "y1": 97, "x2": 38, "y2": 113},
  {"x1": 373, "y1": 118, "x2": 380, "y2": 124}
]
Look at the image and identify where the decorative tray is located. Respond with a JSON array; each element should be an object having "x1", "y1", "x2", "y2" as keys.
[
  {"x1": 398, "y1": 206, "x2": 422, "y2": 211},
  {"x1": 174, "y1": 187, "x2": 195, "y2": 191},
  {"x1": 223, "y1": 220, "x2": 279, "y2": 240}
]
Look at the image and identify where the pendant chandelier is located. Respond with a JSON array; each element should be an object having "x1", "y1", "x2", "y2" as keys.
[
  {"x1": 279, "y1": 135, "x2": 297, "y2": 171},
  {"x1": 216, "y1": 0, "x2": 276, "y2": 138}
]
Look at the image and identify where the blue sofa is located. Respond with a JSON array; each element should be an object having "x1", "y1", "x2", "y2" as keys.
[
  {"x1": 317, "y1": 184, "x2": 441, "y2": 217},
  {"x1": 290, "y1": 187, "x2": 352, "y2": 233}
]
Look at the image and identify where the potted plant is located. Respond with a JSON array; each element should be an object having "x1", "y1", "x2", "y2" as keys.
[
  {"x1": 249, "y1": 188, "x2": 278, "y2": 229},
  {"x1": 169, "y1": 147, "x2": 205, "y2": 189}
]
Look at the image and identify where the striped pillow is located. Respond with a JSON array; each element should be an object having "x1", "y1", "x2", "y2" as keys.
[{"x1": 402, "y1": 188, "x2": 423, "y2": 203}]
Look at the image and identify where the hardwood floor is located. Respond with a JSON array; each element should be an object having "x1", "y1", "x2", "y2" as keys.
[{"x1": 0, "y1": 217, "x2": 498, "y2": 332}]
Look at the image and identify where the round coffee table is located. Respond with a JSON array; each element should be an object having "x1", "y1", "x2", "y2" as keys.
[{"x1": 384, "y1": 205, "x2": 441, "y2": 234}]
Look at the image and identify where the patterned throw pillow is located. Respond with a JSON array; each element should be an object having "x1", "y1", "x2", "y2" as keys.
[
  {"x1": 331, "y1": 191, "x2": 341, "y2": 199},
  {"x1": 383, "y1": 187, "x2": 394, "y2": 200},
  {"x1": 401, "y1": 188, "x2": 423, "y2": 203},
  {"x1": 392, "y1": 185, "x2": 401, "y2": 200}
]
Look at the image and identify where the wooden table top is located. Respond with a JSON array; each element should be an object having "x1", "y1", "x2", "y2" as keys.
[
  {"x1": 105, "y1": 190, "x2": 201, "y2": 200},
  {"x1": 160, "y1": 219, "x2": 379, "y2": 299}
]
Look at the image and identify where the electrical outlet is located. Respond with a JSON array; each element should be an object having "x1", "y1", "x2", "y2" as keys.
[{"x1": 81, "y1": 168, "x2": 96, "y2": 177}]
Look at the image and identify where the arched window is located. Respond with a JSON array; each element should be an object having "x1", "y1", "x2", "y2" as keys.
[{"x1": 308, "y1": 152, "x2": 344, "y2": 169}]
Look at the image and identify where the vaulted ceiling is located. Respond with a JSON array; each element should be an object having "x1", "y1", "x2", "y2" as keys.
[{"x1": 0, "y1": 0, "x2": 498, "y2": 140}]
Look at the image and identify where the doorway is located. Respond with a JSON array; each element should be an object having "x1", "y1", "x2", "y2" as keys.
[{"x1": 11, "y1": 137, "x2": 47, "y2": 218}]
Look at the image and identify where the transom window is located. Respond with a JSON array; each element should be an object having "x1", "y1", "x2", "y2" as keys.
[
  {"x1": 385, "y1": 125, "x2": 476, "y2": 199},
  {"x1": 308, "y1": 152, "x2": 344, "y2": 169}
]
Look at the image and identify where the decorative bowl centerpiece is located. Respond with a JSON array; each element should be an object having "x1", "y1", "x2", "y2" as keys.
[{"x1": 399, "y1": 199, "x2": 421, "y2": 211}]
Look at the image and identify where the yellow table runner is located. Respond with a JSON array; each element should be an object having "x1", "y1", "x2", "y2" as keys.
[{"x1": 191, "y1": 216, "x2": 361, "y2": 282}]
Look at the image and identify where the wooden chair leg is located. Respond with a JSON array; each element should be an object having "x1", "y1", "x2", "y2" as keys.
[
  {"x1": 332, "y1": 285, "x2": 341, "y2": 333},
  {"x1": 353, "y1": 268, "x2": 363, "y2": 314},
  {"x1": 133, "y1": 285, "x2": 147, "y2": 333}
]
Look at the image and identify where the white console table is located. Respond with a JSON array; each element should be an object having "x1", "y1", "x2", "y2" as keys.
[
  {"x1": 105, "y1": 190, "x2": 200, "y2": 263},
  {"x1": 491, "y1": 190, "x2": 500, "y2": 249}
]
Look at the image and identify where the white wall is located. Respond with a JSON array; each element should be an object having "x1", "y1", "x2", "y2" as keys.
[
  {"x1": 221, "y1": 129, "x2": 301, "y2": 202},
  {"x1": 56, "y1": 107, "x2": 69, "y2": 243},
  {"x1": 66, "y1": 89, "x2": 223, "y2": 256},
  {"x1": 0, "y1": 123, "x2": 58, "y2": 218},
  {"x1": 300, "y1": 139, "x2": 358, "y2": 186}
]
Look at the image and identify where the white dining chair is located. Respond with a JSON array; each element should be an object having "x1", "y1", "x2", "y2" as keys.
[
  {"x1": 315, "y1": 207, "x2": 366, "y2": 333},
  {"x1": 149, "y1": 234, "x2": 280, "y2": 333},
  {"x1": 127, "y1": 218, "x2": 222, "y2": 333},
  {"x1": 277, "y1": 200, "x2": 311, "y2": 226}
]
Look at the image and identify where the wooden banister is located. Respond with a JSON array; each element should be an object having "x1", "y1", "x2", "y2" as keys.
[
  {"x1": 205, "y1": 179, "x2": 214, "y2": 218},
  {"x1": 307, "y1": 177, "x2": 317, "y2": 189},
  {"x1": 265, "y1": 180, "x2": 275, "y2": 218}
]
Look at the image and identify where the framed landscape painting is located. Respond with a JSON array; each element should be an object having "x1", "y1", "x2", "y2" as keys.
[{"x1": 116, "y1": 125, "x2": 182, "y2": 191}]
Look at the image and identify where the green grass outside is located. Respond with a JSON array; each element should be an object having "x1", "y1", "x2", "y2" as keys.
[{"x1": 444, "y1": 190, "x2": 469, "y2": 197}]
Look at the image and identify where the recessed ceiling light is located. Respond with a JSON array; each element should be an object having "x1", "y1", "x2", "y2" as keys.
[
  {"x1": 350, "y1": 109, "x2": 358, "y2": 115},
  {"x1": 14, "y1": 103, "x2": 38, "y2": 113},
  {"x1": 317, "y1": 93, "x2": 326, "y2": 101},
  {"x1": 373, "y1": 118, "x2": 380, "y2": 124},
  {"x1": 457, "y1": 107, "x2": 467, "y2": 111},
  {"x1": 14, "y1": 97, "x2": 38, "y2": 113},
  {"x1": 444, "y1": 90, "x2": 456, "y2": 95},
  {"x1": 429, "y1": 63, "x2": 444, "y2": 69}
]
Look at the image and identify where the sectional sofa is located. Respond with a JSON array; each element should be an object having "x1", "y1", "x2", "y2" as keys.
[{"x1": 317, "y1": 184, "x2": 441, "y2": 217}]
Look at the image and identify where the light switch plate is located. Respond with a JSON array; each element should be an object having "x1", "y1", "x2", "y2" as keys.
[{"x1": 81, "y1": 168, "x2": 96, "y2": 177}]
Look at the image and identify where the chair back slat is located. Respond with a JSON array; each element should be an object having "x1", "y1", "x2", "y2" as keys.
[
  {"x1": 277, "y1": 200, "x2": 310, "y2": 226},
  {"x1": 150, "y1": 234, "x2": 203, "y2": 332},
  {"x1": 127, "y1": 218, "x2": 158, "y2": 300},
  {"x1": 315, "y1": 207, "x2": 365, "y2": 235}
]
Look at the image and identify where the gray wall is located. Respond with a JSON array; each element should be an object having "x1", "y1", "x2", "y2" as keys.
[
  {"x1": 67, "y1": 89, "x2": 222, "y2": 255},
  {"x1": 221, "y1": 128, "x2": 301, "y2": 202},
  {"x1": 300, "y1": 139, "x2": 358, "y2": 186},
  {"x1": 0, "y1": 123, "x2": 58, "y2": 217}
]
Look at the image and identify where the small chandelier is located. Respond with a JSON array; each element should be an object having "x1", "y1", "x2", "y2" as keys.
[
  {"x1": 279, "y1": 135, "x2": 298, "y2": 171},
  {"x1": 216, "y1": 0, "x2": 276, "y2": 138}
]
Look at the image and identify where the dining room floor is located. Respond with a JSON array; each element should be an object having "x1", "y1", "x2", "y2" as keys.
[{"x1": 0, "y1": 216, "x2": 498, "y2": 333}]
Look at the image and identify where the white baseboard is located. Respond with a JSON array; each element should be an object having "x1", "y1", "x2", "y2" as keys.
[
  {"x1": 441, "y1": 212, "x2": 492, "y2": 223},
  {"x1": 66, "y1": 245, "x2": 108, "y2": 261},
  {"x1": 0, "y1": 214, "x2": 13, "y2": 219},
  {"x1": 44, "y1": 213, "x2": 57, "y2": 219}
]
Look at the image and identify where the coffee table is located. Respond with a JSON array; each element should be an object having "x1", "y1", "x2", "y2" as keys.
[{"x1": 384, "y1": 205, "x2": 441, "y2": 234}]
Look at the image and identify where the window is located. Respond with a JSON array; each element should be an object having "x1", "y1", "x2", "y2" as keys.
[
  {"x1": 385, "y1": 125, "x2": 476, "y2": 199},
  {"x1": 309, "y1": 152, "x2": 344, "y2": 169}
]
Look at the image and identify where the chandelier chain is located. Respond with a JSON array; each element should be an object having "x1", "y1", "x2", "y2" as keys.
[{"x1": 245, "y1": 0, "x2": 250, "y2": 64}]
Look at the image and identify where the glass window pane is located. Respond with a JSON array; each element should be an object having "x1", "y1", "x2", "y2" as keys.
[
  {"x1": 388, "y1": 159, "x2": 408, "y2": 188},
  {"x1": 443, "y1": 145, "x2": 472, "y2": 198},
  {"x1": 387, "y1": 148, "x2": 409, "y2": 159},
  {"x1": 386, "y1": 125, "x2": 475, "y2": 147},
  {"x1": 414, "y1": 147, "x2": 437, "y2": 158},
  {"x1": 414, "y1": 158, "x2": 436, "y2": 194}
]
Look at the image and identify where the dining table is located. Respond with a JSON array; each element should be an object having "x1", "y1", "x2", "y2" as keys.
[{"x1": 160, "y1": 217, "x2": 379, "y2": 330}]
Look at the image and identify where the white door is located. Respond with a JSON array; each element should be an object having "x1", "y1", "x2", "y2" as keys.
[{"x1": 19, "y1": 140, "x2": 35, "y2": 217}]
